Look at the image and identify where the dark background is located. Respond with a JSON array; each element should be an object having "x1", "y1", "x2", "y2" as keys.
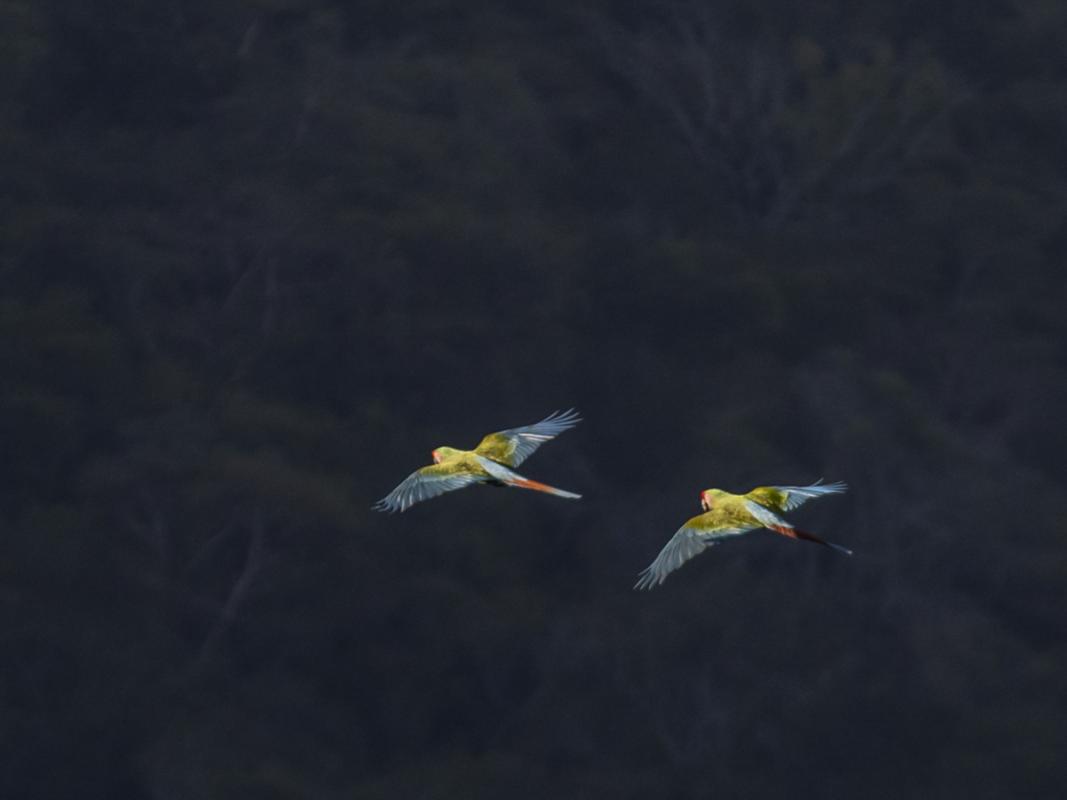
[{"x1": 4, "y1": 0, "x2": 1067, "y2": 797}]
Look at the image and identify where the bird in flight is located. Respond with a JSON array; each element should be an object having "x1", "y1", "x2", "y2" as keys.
[
  {"x1": 373, "y1": 409, "x2": 582, "y2": 513},
  {"x1": 635, "y1": 481, "x2": 850, "y2": 589}
]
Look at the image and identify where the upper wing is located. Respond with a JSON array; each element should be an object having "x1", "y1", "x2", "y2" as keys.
[
  {"x1": 373, "y1": 463, "x2": 482, "y2": 513},
  {"x1": 746, "y1": 480, "x2": 847, "y2": 513},
  {"x1": 474, "y1": 408, "x2": 581, "y2": 468},
  {"x1": 634, "y1": 514, "x2": 754, "y2": 590}
]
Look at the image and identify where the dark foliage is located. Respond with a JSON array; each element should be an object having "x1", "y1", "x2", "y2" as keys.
[{"x1": 3, "y1": 0, "x2": 1066, "y2": 797}]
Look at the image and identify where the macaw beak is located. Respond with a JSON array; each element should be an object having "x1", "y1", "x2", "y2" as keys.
[
  {"x1": 431, "y1": 450, "x2": 440, "y2": 464},
  {"x1": 700, "y1": 493, "x2": 708, "y2": 511}
]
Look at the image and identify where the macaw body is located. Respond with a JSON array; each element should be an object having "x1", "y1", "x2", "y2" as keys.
[
  {"x1": 635, "y1": 481, "x2": 850, "y2": 590},
  {"x1": 374, "y1": 410, "x2": 582, "y2": 513}
]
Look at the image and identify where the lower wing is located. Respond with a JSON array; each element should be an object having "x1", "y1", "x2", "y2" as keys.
[
  {"x1": 635, "y1": 520, "x2": 753, "y2": 590},
  {"x1": 373, "y1": 464, "x2": 483, "y2": 513}
]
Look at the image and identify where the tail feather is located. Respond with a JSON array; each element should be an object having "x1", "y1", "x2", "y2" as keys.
[
  {"x1": 769, "y1": 524, "x2": 853, "y2": 556},
  {"x1": 474, "y1": 453, "x2": 581, "y2": 500},
  {"x1": 506, "y1": 475, "x2": 581, "y2": 500}
]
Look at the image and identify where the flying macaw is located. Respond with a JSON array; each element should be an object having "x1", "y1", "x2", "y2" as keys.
[
  {"x1": 635, "y1": 481, "x2": 850, "y2": 590},
  {"x1": 373, "y1": 409, "x2": 582, "y2": 513}
]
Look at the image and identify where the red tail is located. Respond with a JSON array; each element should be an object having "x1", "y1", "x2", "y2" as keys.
[
  {"x1": 769, "y1": 524, "x2": 853, "y2": 556},
  {"x1": 505, "y1": 476, "x2": 581, "y2": 500}
]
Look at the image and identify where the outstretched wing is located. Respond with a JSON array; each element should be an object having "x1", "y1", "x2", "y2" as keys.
[
  {"x1": 746, "y1": 480, "x2": 847, "y2": 513},
  {"x1": 373, "y1": 463, "x2": 482, "y2": 513},
  {"x1": 634, "y1": 514, "x2": 754, "y2": 590},
  {"x1": 474, "y1": 408, "x2": 581, "y2": 468}
]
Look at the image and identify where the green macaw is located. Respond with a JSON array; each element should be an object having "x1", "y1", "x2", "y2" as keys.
[
  {"x1": 635, "y1": 481, "x2": 851, "y2": 589},
  {"x1": 374, "y1": 409, "x2": 582, "y2": 513}
]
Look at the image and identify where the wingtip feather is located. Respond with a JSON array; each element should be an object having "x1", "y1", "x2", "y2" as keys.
[
  {"x1": 542, "y1": 407, "x2": 582, "y2": 427},
  {"x1": 634, "y1": 567, "x2": 663, "y2": 591},
  {"x1": 815, "y1": 479, "x2": 848, "y2": 493}
]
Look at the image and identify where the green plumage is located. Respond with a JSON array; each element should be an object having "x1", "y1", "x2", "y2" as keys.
[
  {"x1": 744, "y1": 486, "x2": 790, "y2": 513},
  {"x1": 473, "y1": 433, "x2": 518, "y2": 466},
  {"x1": 635, "y1": 481, "x2": 849, "y2": 589},
  {"x1": 374, "y1": 410, "x2": 582, "y2": 513}
]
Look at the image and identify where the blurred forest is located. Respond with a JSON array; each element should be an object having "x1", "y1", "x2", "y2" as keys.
[{"x1": 3, "y1": 0, "x2": 1067, "y2": 797}]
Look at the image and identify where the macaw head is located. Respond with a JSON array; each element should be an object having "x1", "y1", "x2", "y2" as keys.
[
  {"x1": 700, "y1": 489, "x2": 724, "y2": 511},
  {"x1": 432, "y1": 446, "x2": 460, "y2": 464}
]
